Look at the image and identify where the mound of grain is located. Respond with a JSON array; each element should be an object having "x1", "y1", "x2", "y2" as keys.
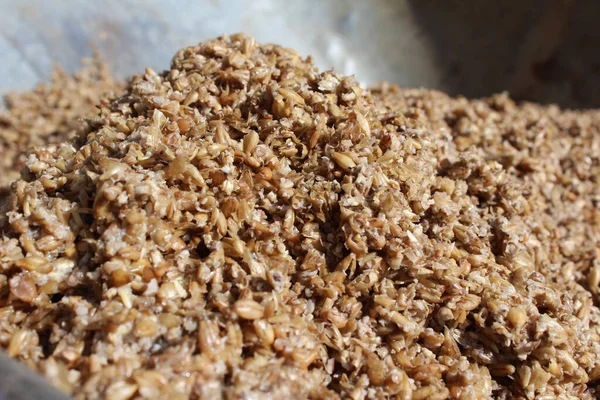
[
  {"x1": 0, "y1": 35, "x2": 598, "y2": 399},
  {"x1": 373, "y1": 86, "x2": 600, "y2": 398},
  {"x1": 0, "y1": 57, "x2": 123, "y2": 196}
]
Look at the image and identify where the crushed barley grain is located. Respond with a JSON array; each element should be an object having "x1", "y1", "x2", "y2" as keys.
[
  {"x1": 0, "y1": 35, "x2": 599, "y2": 400},
  {"x1": 0, "y1": 56, "x2": 123, "y2": 198}
]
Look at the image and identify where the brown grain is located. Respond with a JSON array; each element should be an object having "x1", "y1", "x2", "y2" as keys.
[
  {"x1": 0, "y1": 35, "x2": 599, "y2": 400},
  {"x1": 0, "y1": 55, "x2": 123, "y2": 199}
]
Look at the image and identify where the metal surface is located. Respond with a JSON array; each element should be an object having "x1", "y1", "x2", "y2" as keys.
[
  {"x1": 0, "y1": 0, "x2": 439, "y2": 94},
  {"x1": 0, "y1": 352, "x2": 68, "y2": 400},
  {"x1": 2, "y1": 1, "x2": 600, "y2": 107}
]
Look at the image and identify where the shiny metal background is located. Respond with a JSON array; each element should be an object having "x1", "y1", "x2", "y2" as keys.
[{"x1": 2, "y1": 0, "x2": 600, "y2": 107}]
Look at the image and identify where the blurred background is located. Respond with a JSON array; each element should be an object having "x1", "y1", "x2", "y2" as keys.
[{"x1": 1, "y1": 0, "x2": 599, "y2": 108}]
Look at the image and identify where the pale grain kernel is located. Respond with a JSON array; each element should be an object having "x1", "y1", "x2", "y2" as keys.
[
  {"x1": 253, "y1": 319, "x2": 275, "y2": 346},
  {"x1": 243, "y1": 131, "x2": 259, "y2": 154},
  {"x1": 158, "y1": 313, "x2": 182, "y2": 329},
  {"x1": 198, "y1": 320, "x2": 220, "y2": 356},
  {"x1": 332, "y1": 152, "x2": 356, "y2": 171},
  {"x1": 355, "y1": 110, "x2": 370, "y2": 136},
  {"x1": 183, "y1": 91, "x2": 199, "y2": 106},
  {"x1": 8, "y1": 329, "x2": 38, "y2": 357},
  {"x1": 507, "y1": 306, "x2": 527, "y2": 328},
  {"x1": 9, "y1": 274, "x2": 37, "y2": 303},
  {"x1": 233, "y1": 299, "x2": 264, "y2": 320},
  {"x1": 134, "y1": 317, "x2": 159, "y2": 337},
  {"x1": 14, "y1": 256, "x2": 51, "y2": 273},
  {"x1": 105, "y1": 382, "x2": 138, "y2": 400},
  {"x1": 279, "y1": 88, "x2": 305, "y2": 105}
]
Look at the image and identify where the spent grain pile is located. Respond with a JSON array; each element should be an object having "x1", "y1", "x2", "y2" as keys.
[
  {"x1": 0, "y1": 35, "x2": 598, "y2": 399},
  {"x1": 0, "y1": 57, "x2": 123, "y2": 196}
]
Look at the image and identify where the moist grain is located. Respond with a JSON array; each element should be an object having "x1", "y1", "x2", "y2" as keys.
[
  {"x1": 0, "y1": 56, "x2": 123, "y2": 197},
  {"x1": 0, "y1": 35, "x2": 599, "y2": 399}
]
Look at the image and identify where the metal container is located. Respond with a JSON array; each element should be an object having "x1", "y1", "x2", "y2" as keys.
[{"x1": 2, "y1": 0, "x2": 600, "y2": 108}]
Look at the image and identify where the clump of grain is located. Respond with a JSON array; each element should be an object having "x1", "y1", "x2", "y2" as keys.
[
  {"x1": 0, "y1": 56, "x2": 123, "y2": 197},
  {"x1": 0, "y1": 35, "x2": 598, "y2": 399},
  {"x1": 373, "y1": 85, "x2": 600, "y2": 398}
]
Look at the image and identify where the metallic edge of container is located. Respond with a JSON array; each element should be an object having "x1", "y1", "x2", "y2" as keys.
[{"x1": 0, "y1": 351, "x2": 69, "y2": 400}]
